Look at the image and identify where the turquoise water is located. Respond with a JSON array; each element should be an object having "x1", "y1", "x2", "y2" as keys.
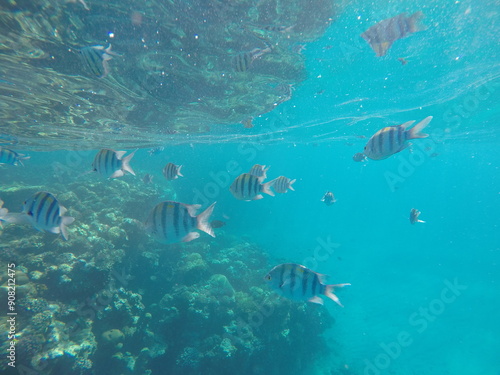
[{"x1": 1, "y1": 0, "x2": 499, "y2": 374}]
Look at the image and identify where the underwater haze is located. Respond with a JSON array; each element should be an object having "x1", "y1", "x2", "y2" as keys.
[{"x1": 0, "y1": 0, "x2": 499, "y2": 375}]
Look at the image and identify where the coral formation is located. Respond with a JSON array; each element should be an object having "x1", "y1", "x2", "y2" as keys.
[{"x1": 0, "y1": 168, "x2": 339, "y2": 374}]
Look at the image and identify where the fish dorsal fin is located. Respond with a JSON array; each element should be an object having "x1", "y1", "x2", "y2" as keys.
[
  {"x1": 400, "y1": 120, "x2": 416, "y2": 130},
  {"x1": 316, "y1": 272, "x2": 329, "y2": 283},
  {"x1": 185, "y1": 204, "x2": 201, "y2": 217},
  {"x1": 115, "y1": 151, "x2": 127, "y2": 160}
]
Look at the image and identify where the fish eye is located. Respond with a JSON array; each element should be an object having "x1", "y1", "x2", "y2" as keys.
[{"x1": 265, "y1": 275, "x2": 271, "y2": 280}]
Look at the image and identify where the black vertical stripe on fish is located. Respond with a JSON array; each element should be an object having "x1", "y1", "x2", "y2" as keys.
[
  {"x1": 173, "y1": 202, "x2": 180, "y2": 238},
  {"x1": 26, "y1": 196, "x2": 36, "y2": 216},
  {"x1": 289, "y1": 266, "x2": 296, "y2": 296},
  {"x1": 35, "y1": 193, "x2": 50, "y2": 223},
  {"x1": 302, "y1": 269, "x2": 308, "y2": 296},
  {"x1": 388, "y1": 128, "x2": 396, "y2": 151},
  {"x1": 398, "y1": 126, "x2": 404, "y2": 146},
  {"x1": 182, "y1": 206, "x2": 189, "y2": 235},
  {"x1": 161, "y1": 203, "x2": 168, "y2": 241},
  {"x1": 311, "y1": 274, "x2": 318, "y2": 296},
  {"x1": 248, "y1": 175, "x2": 258, "y2": 197},
  {"x1": 378, "y1": 130, "x2": 384, "y2": 156},
  {"x1": 45, "y1": 197, "x2": 58, "y2": 226}
]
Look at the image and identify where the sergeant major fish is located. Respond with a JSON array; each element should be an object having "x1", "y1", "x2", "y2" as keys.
[
  {"x1": 361, "y1": 12, "x2": 426, "y2": 57},
  {"x1": 145, "y1": 201, "x2": 216, "y2": 244},
  {"x1": 232, "y1": 47, "x2": 271, "y2": 72},
  {"x1": 1, "y1": 192, "x2": 75, "y2": 240},
  {"x1": 163, "y1": 163, "x2": 183, "y2": 180},
  {"x1": 264, "y1": 263, "x2": 351, "y2": 307},
  {"x1": 80, "y1": 44, "x2": 121, "y2": 78},
  {"x1": 249, "y1": 164, "x2": 270, "y2": 181},
  {"x1": 364, "y1": 116, "x2": 432, "y2": 160},
  {"x1": 410, "y1": 208, "x2": 425, "y2": 224},
  {"x1": 352, "y1": 152, "x2": 367, "y2": 162},
  {"x1": 0, "y1": 147, "x2": 30, "y2": 166},
  {"x1": 273, "y1": 176, "x2": 296, "y2": 194},
  {"x1": 321, "y1": 191, "x2": 336, "y2": 206},
  {"x1": 229, "y1": 173, "x2": 275, "y2": 201},
  {"x1": 142, "y1": 174, "x2": 154, "y2": 184},
  {"x1": 92, "y1": 149, "x2": 137, "y2": 178}
]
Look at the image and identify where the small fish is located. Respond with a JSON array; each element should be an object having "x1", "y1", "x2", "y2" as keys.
[
  {"x1": 210, "y1": 220, "x2": 226, "y2": 229},
  {"x1": 264, "y1": 263, "x2": 350, "y2": 306},
  {"x1": 229, "y1": 173, "x2": 276, "y2": 201},
  {"x1": 163, "y1": 163, "x2": 183, "y2": 180},
  {"x1": 398, "y1": 57, "x2": 408, "y2": 65},
  {"x1": 80, "y1": 44, "x2": 120, "y2": 78},
  {"x1": 273, "y1": 176, "x2": 296, "y2": 194},
  {"x1": 242, "y1": 117, "x2": 254, "y2": 129},
  {"x1": 1, "y1": 192, "x2": 75, "y2": 240},
  {"x1": 263, "y1": 25, "x2": 294, "y2": 33},
  {"x1": 0, "y1": 147, "x2": 30, "y2": 166},
  {"x1": 92, "y1": 149, "x2": 137, "y2": 178},
  {"x1": 364, "y1": 116, "x2": 433, "y2": 160},
  {"x1": 232, "y1": 47, "x2": 271, "y2": 72},
  {"x1": 147, "y1": 146, "x2": 165, "y2": 156},
  {"x1": 145, "y1": 201, "x2": 216, "y2": 244},
  {"x1": 321, "y1": 191, "x2": 336, "y2": 206},
  {"x1": 361, "y1": 12, "x2": 426, "y2": 57},
  {"x1": 249, "y1": 164, "x2": 270, "y2": 181},
  {"x1": 352, "y1": 152, "x2": 367, "y2": 162},
  {"x1": 410, "y1": 208, "x2": 425, "y2": 224},
  {"x1": 142, "y1": 174, "x2": 154, "y2": 184}
]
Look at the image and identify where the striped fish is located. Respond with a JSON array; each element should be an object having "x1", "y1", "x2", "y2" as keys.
[
  {"x1": 80, "y1": 44, "x2": 120, "y2": 78},
  {"x1": 229, "y1": 173, "x2": 275, "y2": 201},
  {"x1": 0, "y1": 147, "x2": 30, "y2": 166},
  {"x1": 361, "y1": 12, "x2": 426, "y2": 57},
  {"x1": 248, "y1": 164, "x2": 270, "y2": 181},
  {"x1": 364, "y1": 116, "x2": 432, "y2": 160},
  {"x1": 163, "y1": 162, "x2": 183, "y2": 180},
  {"x1": 92, "y1": 149, "x2": 137, "y2": 178},
  {"x1": 145, "y1": 201, "x2": 216, "y2": 244},
  {"x1": 1, "y1": 192, "x2": 74, "y2": 240},
  {"x1": 264, "y1": 263, "x2": 350, "y2": 306},
  {"x1": 410, "y1": 208, "x2": 425, "y2": 224},
  {"x1": 321, "y1": 191, "x2": 336, "y2": 206},
  {"x1": 232, "y1": 47, "x2": 271, "y2": 72},
  {"x1": 273, "y1": 176, "x2": 296, "y2": 194}
]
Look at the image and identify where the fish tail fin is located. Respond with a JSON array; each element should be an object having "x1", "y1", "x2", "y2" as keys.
[
  {"x1": 60, "y1": 216, "x2": 75, "y2": 241},
  {"x1": 324, "y1": 283, "x2": 351, "y2": 307},
  {"x1": 408, "y1": 11, "x2": 427, "y2": 33},
  {"x1": 177, "y1": 165, "x2": 184, "y2": 177},
  {"x1": 121, "y1": 149, "x2": 137, "y2": 176},
  {"x1": 197, "y1": 202, "x2": 216, "y2": 237},
  {"x1": 288, "y1": 179, "x2": 296, "y2": 191},
  {"x1": 418, "y1": 219, "x2": 426, "y2": 223},
  {"x1": 408, "y1": 116, "x2": 432, "y2": 139},
  {"x1": 262, "y1": 179, "x2": 276, "y2": 197}
]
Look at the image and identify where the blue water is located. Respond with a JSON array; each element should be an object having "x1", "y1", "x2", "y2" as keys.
[{"x1": 1, "y1": 0, "x2": 499, "y2": 374}]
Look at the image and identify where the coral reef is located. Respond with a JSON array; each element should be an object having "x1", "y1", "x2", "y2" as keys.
[{"x1": 0, "y1": 171, "x2": 339, "y2": 374}]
